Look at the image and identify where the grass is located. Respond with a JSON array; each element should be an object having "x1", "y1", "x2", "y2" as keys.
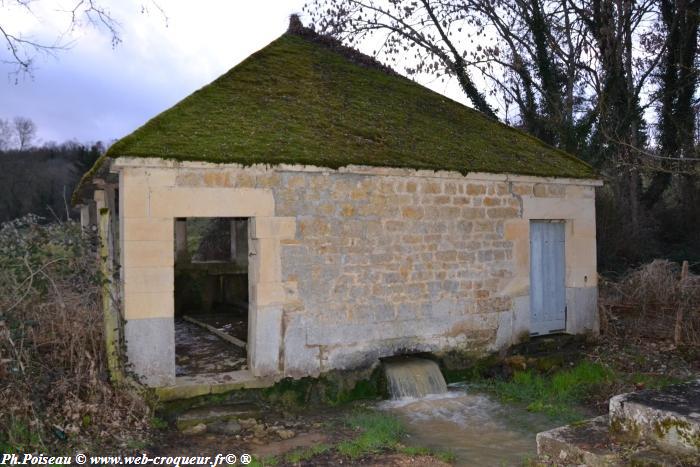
[
  {"x1": 284, "y1": 444, "x2": 331, "y2": 463},
  {"x1": 485, "y1": 358, "x2": 683, "y2": 421},
  {"x1": 248, "y1": 411, "x2": 454, "y2": 465},
  {"x1": 399, "y1": 446, "x2": 456, "y2": 463},
  {"x1": 247, "y1": 458, "x2": 278, "y2": 467},
  {"x1": 628, "y1": 372, "x2": 681, "y2": 390},
  {"x1": 337, "y1": 412, "x2": 406, "y2": 458},
  {"x1": 150, "y1": 417, "x2": 168, "y2": 430},
  {"x1": 474, "y1": 361, "x2": 615, "y2": 421},
  {"x1": 0, "y1": 420, "x2": 42, "y2": 453}
]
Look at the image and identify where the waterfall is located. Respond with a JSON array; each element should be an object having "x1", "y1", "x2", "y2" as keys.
[{"x1": 383, "y1": 357, "x2": 448, "y2": 399}]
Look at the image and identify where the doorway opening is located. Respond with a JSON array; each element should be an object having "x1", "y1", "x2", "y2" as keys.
[{"x1": 173, "y1": 217, "x2": 249, "y2": 376}]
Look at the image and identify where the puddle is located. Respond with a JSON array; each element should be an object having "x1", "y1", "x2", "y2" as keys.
[{"x1": 380, "y1": 385, "x2": 560, "y2": 466}]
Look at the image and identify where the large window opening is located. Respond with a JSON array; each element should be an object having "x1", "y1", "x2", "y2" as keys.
[{"x1": 173, "y1": 217, "x2": 249, "y2": 376}]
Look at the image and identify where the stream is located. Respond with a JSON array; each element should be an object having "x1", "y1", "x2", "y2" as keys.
[{"x1": 379, "y1": 383, "x2": 561, "y2": 466}]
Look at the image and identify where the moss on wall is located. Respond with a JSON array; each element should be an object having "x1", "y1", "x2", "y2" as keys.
[{"x1": 157, "y1": 365, "x2": 387, "y2": 418}]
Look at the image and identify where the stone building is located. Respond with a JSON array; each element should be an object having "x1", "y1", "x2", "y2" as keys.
[{"x1": 75, "y1": 18, "x2": 601, "y2": 391}]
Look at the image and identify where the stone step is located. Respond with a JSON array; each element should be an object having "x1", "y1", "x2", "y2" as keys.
[
  {"x1": 537, "y1": 415, "x2": 699, "y2": 466},
  {"x1": 175, "y1": 401, "x2": 261, "y2": 430},
  {"x1": 609, "y1": 379, "x2": 700, "y2": 454},
  {"x1": 536, "y1": 415, "x2": 624, "y2": 466}
]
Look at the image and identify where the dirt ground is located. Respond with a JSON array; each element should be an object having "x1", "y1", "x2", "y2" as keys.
[
  {"x1": 148, "y1": 405, "x2": 450, "y2": 466},
  {"x1": 150, "y1": 331, "x2": 700, "y2": 466},
  {"x1": 583, "y1": 337, "x2": 700, "y2": 412}
]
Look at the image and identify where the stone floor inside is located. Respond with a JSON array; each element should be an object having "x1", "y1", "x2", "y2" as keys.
[{"x1": 175, "y1": 313, "x2": 248, "y2": 376}]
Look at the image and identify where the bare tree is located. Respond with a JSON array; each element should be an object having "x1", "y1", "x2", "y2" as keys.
[
  {"x1": 305, "y1": 0, "x2": 497, "y2": 118},
  {"x1": 0, "y1": 118, "x2": 14, "y2": 150},
  {"x1": 1, "y1": 0, "x2": 166, "y2": 77},
  {"x1": 303, "y1": 0, "x2": 602, "y2": 144},
  {"x1": 13, "y1": 117, "x2": 36, "y2": 151}
]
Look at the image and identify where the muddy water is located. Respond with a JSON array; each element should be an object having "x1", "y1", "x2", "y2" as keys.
[
  {"x1": 384, "y1": 357, "x2": 448, "y2": 399},
  {"x1": 380, "y1": 386, "x2": 559, "y2": 466}
]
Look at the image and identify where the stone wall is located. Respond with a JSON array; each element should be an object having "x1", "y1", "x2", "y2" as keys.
[{"x1": 113, "y1": 158, "x2": 600, "y2": 385}]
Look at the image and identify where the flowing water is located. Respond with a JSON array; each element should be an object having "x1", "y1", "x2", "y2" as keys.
[
  {"x1": 381, "y1": 358, "x2": 558, "y2": 466},
  {"x1": 383, "y1": 357, "x2": 448, "y2": 399},
  {"x1": 380, "y1": 384, "x2": 560, "y2": 466}
]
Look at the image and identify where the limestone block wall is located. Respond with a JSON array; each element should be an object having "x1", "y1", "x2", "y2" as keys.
[
  {"x1": 117, "y1": 164, "x2": 294, "y2": 386},
  {"x1": 113, "y1": 158, "x2": 600, "y2": 385}
]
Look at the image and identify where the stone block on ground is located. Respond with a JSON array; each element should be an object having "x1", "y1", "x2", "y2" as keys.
[
  {"x1": 536, "y1": 415, "x2": 623, "y2": 466},
  {"x1": 181, "y1": 423, "x2": 207, "y2": 435},
  {"x1": 208, "y1": 420, "x2": 242, "y2": 435},
  {"x1": 609, "y1": 379, "x2": 700, "y2": 454},
  {"x1": 175, "y1": 402, "x2": 261, "y2": 430}
]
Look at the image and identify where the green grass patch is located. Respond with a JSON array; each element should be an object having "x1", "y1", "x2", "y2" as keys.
[
  {"x1": 150, "y1": 417, "x2": 168, "y2": 430},
  {"x1": 474, "y1": 361, "x2": 615, "y2": 421},
  {"x1": 250, "y1": 412, "x2": 453, "y2": 465},
  {"x1": 0, "y1": 420, "x2": 42, "y2": 453},
  {"x1": 285, "y1": 443, "x2": 331, "y2": 463},
  {"x1": 628, "y1": 373, "x2": 681, "y2": 390},
  {"x1": 247, "y1": 457, "x2": 278, "y2": 467},
  {"x1": 337, "y1": 412, "x2": 406, "y2": 458},
  {"x1": 399, "y1": 446, "x2": 432, "y2": 456},
  {"x1": 399, "y1": 446, "x2": 456, "y2": 463},
  {"x1": 435, "y1": 450, "x2": 457, "y2": 463}
]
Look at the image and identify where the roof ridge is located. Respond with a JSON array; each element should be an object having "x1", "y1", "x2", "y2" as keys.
[{"x1": 285, "y1": 14, "x2": 401, "y2": 78}]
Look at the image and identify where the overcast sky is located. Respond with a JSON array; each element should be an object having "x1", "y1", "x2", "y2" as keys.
[{"x1": 2, "y1": 1, "x2": 465, "y2": 146}]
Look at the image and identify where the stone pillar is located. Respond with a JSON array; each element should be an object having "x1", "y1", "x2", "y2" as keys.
[
  {"x1": 94, "y1": 189, "x2": 123, "y2": 383},
  {"x1": 247, "y1": 216, "x2": 296, "y2": 377},
  {"x1": 80, "y1": 205, "x2": 90, "y2": 230},
  {"x1": 120, "y1": 169, "x2": 175, "y2": 387}
]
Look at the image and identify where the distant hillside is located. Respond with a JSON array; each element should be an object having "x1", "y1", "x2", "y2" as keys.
[{"x1": 0, "y1": 143, "x2": 102, "y2": 223}]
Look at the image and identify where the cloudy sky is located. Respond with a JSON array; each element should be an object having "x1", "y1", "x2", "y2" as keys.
[{"x1": 2, "y1": 1, "x2": 466, "y2": 146}]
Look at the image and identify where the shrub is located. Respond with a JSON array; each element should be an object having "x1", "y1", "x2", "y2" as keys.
[
  {"x1": 599, "y1": 259, "x2": 700, "y2": 346},
  {"x1": 0, "y1": 216, "x2": 150, "y2": 452}
]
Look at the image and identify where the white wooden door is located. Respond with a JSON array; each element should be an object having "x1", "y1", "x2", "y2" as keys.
[{"x1": 530, "y1": 221, "x2": 566, "y2": 335}]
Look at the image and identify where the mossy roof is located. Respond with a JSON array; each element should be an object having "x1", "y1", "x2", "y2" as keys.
[{"x1": 89, "y1": 24, "x2": 597, "y2": 185}]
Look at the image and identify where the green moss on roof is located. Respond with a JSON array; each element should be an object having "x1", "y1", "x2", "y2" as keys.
[{"x1": 100, "y1": 30, "x2": 596, "y2": 180}]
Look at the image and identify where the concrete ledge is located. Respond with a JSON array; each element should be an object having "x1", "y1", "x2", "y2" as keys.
[
  {"x1": 112, "y1": 157, "x2": 603, "y2": 186},
  {"x1": 155, "y1": 370, "x2": 277, "y2": 402}
]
